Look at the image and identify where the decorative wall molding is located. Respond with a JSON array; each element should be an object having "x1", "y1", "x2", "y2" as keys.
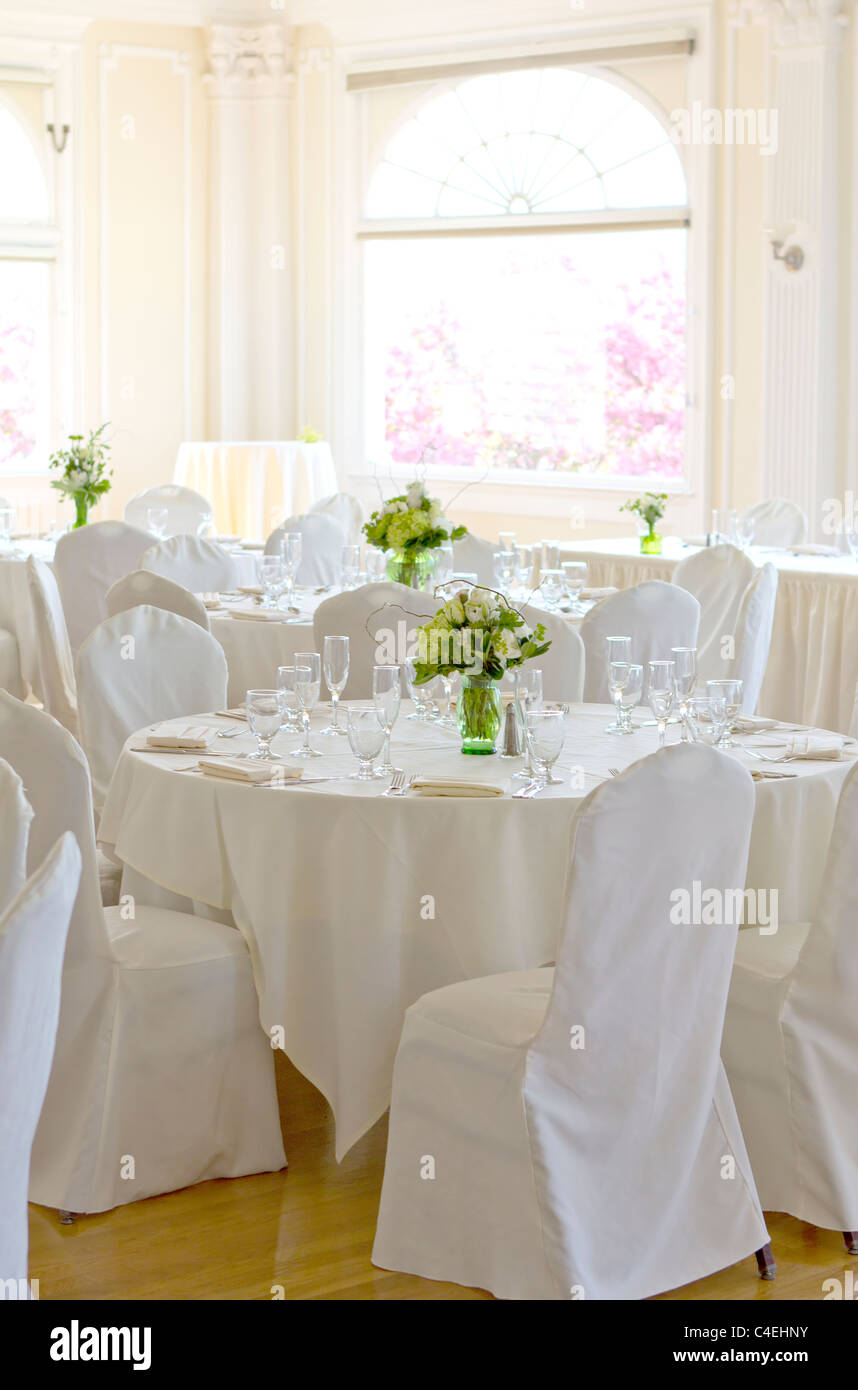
[
  {"x1": 204, "y1": 24, "x2": 293, "y2": 98},
  {"x1": 737, "y1": 0, "x2": 849, "y2": 49}
]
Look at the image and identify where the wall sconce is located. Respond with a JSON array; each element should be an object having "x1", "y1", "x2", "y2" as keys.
[{"x1": 765, "y1": 223, "x2": 804, "y2": 273}]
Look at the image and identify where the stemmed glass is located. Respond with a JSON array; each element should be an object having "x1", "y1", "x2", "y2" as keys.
[
  {"x1": 494, "y1": 550, "x2": 517, "y2": 593},
  {"x1": 320, "y1": 635, "x2": 350, "y2": 735},
  {"x1": 648, "y1": 661, "x2": 676, "y2": 748},
  {"x1": 845, "y1": 530, "x2": 858, "y2": 564},
  {"x1": 542, "y1": 540, "x2": 560, "y2": 572},
  {"x1": 706, "y1": 678, "x2": 744, "y2": 747},
  {"x1": 347, "y1": 706, "x2": 386, "y2": 780},
  {"x1": 540, "y1": 569, "x2": 564, "y2": 611},
  {"x1": 366, "y1": 546, "x2": 387, "y2": 583},
  {"x1": 512, "y1": 667, "x2": 543, "y2": 779},
  {"x1": 146, "y1": 507, "x2": 169, "y2": 540},
  {"x1": 290, "y1": 652, "x2": 322, "y2": 757},
  {"x1": 687, "y1": 695, "x2": 727, "y2": 747},
  {"x1": 404, "y1": 659, "x2": 439, "y2": 721},
  {"x1": 435, "y1": 672, "x2": 459, "y2": 729},
  {"x1": 524, "y1": 709, "x2": 565, "y2": 786},
  {"x1": 258, "y1": 555, "x2": 285, "y2": 609},
  {"x1": 341, "y1": 544, "x2": 361, "y2": 590},
  {"x1": 671, "y1": 647, "x2": 697, "y2": 742},
  {"x1": 246, "y1": 689, "x2": 285, "y2": 760},
  {"x1": 617, "y1": 663, "x2": 643, "y2": 732},
  {"x1": 280, "y1": 533, "x2": 302, "y2": 609},
  {"x1": 562, "y1": 561, "x2": 587, "y2": 613},
  {"x1": 373, "y1": 665, "x2": 401, "y2": 776},
  {"x1": 605, "y1": 635, "x2": 632, "y2": 734},
  {"x1": 735, "y1": 515, "x2": 755, "y2": 550},
  {"x1": 516, "y1": 545, "x2": 534, "y2": 597}
]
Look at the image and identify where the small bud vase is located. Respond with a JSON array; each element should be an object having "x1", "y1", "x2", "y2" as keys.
[
  {"x1": 639, "y1": 530, "x2": 662, "y2": 555},
  {"x1": 457, "y1": 674, "x2": 502, "y2": 754},
  {"x1": 72, "y1": 491, "x2": 90, "y2": 529}
]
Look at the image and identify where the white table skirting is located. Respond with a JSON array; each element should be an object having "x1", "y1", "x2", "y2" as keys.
[{"x1": 98, "y1": 703, "x2": 855, "y2": 1160}]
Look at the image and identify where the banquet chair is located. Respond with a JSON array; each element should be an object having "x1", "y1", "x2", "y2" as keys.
[
  {"x1": 0, "y1": 756, "x2": 33, "y2": 914},
  {"x1": 264, "y1": 512, "x2": 345, "y2": 586},
  {"x1": 0, "y1": 628, "x2": 23, "y2": 700},
  {"x1": 54, "y1": 520, "x2": 154, "y2": 652},
  {"x1": 850, "y1": 684, "x2": 858, "y2": 741},
  {"x1": 75, "y1": 606, "x2": 228, "y2": 812},
  {"x1": 373, "y1": 743, "x2": 770, "y2": 1299},
  {"x1": 722, "y1": 760, "x2": 858, "y2": 1255},
  {"x1": 125, "y1": 484, "x2": 213, "y2": 537},
  {"x1": 452, "y1": 533, "x2": 498, "y2": 587},
  {"x1": 0, "y1": 691, "x2": 285, "y2": 1217},
  {"x1": 139, "y1": 534, "x2": 238, "y2": 594},
  {"x1": 0, "y1": 832, "x2": 80, "y2": 1288},
  {"x1": 579, "y1": 580, "x2": 700, "y2": 703},
  {"x1": 106, "y1": 569, "x2": 211, "y2": 632},
  {"x1": 307, "y1": 491, "x2": 364, "y2": 545},
  {"x1": 673, "y1": 545, "x2": 778, "y2": 711},
  {"x1": 516, "y1": 601, "x2": 585, "y2": 702},
  {"x1": 741, "y1": 498, "x2": 808, "y2": 548},
  {"x1": 26, "y1": 556, "x2": 78, "y2": 736},
  {"x1": 313, "y1": 581, "x2": 440, "y2": 699}
]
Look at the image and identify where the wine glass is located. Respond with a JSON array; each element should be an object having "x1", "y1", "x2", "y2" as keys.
[
  {"x1": 341, "y1": 544, "x2": 361, "y2": 590},
  {"x1": 562, "y1": 561, "x2": 587, "y2": 613},
  {"x1": 648, "y1": 660, "x2": 676, "y2": 748},
  {"x1": 347, "y1": 705, "x2": 386, "y2": 780},
  {"x1": 605, "y1": 635, "x2": 632, "y2": 734},
  {"x1": 280, "y1": 532, "x2": 302, "y2": 608},
  {"x1": 320, "y1": 635, "x2": 350, "y2": 735},
  {"x1": 404, "y1": 658, "x2": 438, "y2": 721},
  {"x1": 436, "y1": 671, "x2": 459, "y2": 729},
  {"x1": 246, "y1": 689, "x2": 285, "y2": 760},
  {"x1": 493, "y1": 549, "x2": 517, "y2": 592},
  {"x1": 291, "y1": 652, "x2": 322, "y2": 757},
  {"x1": 687, "y1": 695, "x2": 727, "y2": 747},
  {"x1": 512, "y1": 667, "x2": 543, "y2": 779},
  {"x1": 258, "y1": 555, "x2": 285, "y2": 609},
  {"x1": 706, "y1": 678, "x2": 744, "y2": 747},
  {"x1": 373, "y1": 665, "x2": 401, "y2": 776},
  {"x1": 524, "y1": 709, "x2": 565, "y2": 785},
  {"x1": 146, "y1": 507, "x2": 169, "y2": 540},
  {"x1": 539, "y1": 568, "x2": 564, "y2": 611},
  {"x1": 516, "y1": 545, "x2": 534, "y2": 596},
  {"x1": 671, "y1": 647, "x2": 697, "y2": 742},
  {"x1": 617, "y1": 663, "x2": 643, "y2": 732},
  {"x1": 366, "y1": 546, "x2": 387, "y2": 583}
]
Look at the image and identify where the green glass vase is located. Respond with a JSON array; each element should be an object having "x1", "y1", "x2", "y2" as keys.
[
  {"x1": 72, "y1": 492, "x2": 90, "y2": 529},
  {"x1": 639, "y1": 530, "x2": 662, "y2": 555},
  {"x1": 386, "y1": 547, "x2": 438, "y2": 591},
  {"x1": 457, "y1": 675, "x2": 502, "y2": 755}
]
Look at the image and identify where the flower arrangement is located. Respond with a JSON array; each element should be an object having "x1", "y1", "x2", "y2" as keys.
[
  {"x1": 364, "y1": 480, "x2": 468, "y2": 589},
  {"x1": 49, "y1": 423, "x2": 112, "y2": 528},
  {"x1": 620, "y1": 491, "x2": 668, "y2": 554}
]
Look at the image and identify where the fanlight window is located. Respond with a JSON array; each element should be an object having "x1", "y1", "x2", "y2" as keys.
[
  {"x1": 0, "y1": 106, "x2": 49, "y2": 221},
  {"x1": 366, "y1": 68, "x2": 687, "y2": 220}
]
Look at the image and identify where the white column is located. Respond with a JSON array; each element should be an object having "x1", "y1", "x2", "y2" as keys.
[
  {"x1": 748, "y1": 0, "x2": 847, "y2": 537},
  {"x1": 205, "y1": 24, "x2": 294, "y2": 440}
]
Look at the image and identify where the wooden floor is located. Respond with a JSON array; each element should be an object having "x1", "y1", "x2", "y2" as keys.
[{"x1": 28, "y1": 1053, "x2": 854, "y2": 1301}]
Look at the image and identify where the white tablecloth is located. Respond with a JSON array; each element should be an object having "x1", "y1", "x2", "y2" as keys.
[
  {"x1": 560, "y1": 538, "x2": 858, "y2": 734},
  {"x1": 175, "y1": 442, "x2": 338, "y2": 542},
  {"x1": 208, "y1": 595, "x2": 320, "y2": 706},
  {"x1": 98, "y1": 703, "x2": 855, "y2": 1160}
]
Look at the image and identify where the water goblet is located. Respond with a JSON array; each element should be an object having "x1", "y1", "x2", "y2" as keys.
[
  {"x1": 524, "y1": 709, "x2": 565, "y2": 785},
  {"x1": 539, "y1": 568, "x2": 564, "y2": 611},
  {"x1": 516, "y1": 545, "x2": 534, "y2": 597},
  {"x1": 341, "y1": 544, "x2": 361, "y2": 590},
  {"x1": 258, "y1": 555, "x2": 285, "y2": 609},
  {"x1": 618, "y1": 663, "x2": 643, "y2": 732},
  {"x1": 706, "y1": 678, "x2": 743, "y2": 747},
  {"x1": 365, "y1": 546, "x2": 388, "y2": 583},
  {"x1": 542, "y1": 540, "x2": 560, "y2": 572},
  {"x1": 347, "y1": 705, "x2": 386, "y2": 780},
  {"x1": 562, "y1": 561, "x2": 587, "y2": 613},
  {"x1": 687, "y1": 695, "x2": 727, "y2": 747},
  {"x1": 246, "y1": 688, "x2": 285, "y2": 760}
]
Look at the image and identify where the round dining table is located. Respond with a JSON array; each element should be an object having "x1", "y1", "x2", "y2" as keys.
[{"x1": 97, "y1": 703, "x2": 856, "y2": 1160}]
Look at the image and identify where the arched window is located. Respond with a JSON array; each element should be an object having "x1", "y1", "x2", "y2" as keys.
[
  {"x1": 360, "y1": 68, "x2": 689, "y2": 483},
  {"x1": 0, "y1": 100, "x2": 53, "y2": 474}
]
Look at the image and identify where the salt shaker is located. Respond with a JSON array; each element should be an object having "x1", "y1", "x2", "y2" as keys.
[{"x1": 499, "y1": 699, "x2": 522, "y2": 758}]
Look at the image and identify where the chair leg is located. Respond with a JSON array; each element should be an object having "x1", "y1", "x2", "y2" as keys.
[
  {"x1": 58, "y1": 1210, "x2": 77, "y2": 1225},
  {"x1": 844, "y1": 1232, "x2": 858, "y2": 1255},
  {"x1": 755, "y1": 1242, "x2": 777, "y2": 1280}
]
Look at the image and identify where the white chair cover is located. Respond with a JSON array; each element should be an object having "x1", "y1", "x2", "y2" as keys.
[
  {"x1": 0, "y1": 691, "x2": 285, "y2": 1215},
  {"x1": 0, "y1": 756, "x2": 33, "y2": 914},
  {"x1": 0, "y1": 627, "x2": 22, "y2": 699},
  {"x1": 452, "y1": 534, "x2": 498, "y2": 587},
  {"x1": 731, "y1": 563, "x2": 778, "y2": 713},
  {"x1": 75, "y1": 606, "x2": 228, "y2": 811},
  {"x1": 264, "y1": 512, "x2": 345, "y2": 586},
  {"x1": 742, "y1": 498, "x2": 808, "y2": 547},
  {"x1": 723, "y1": 760, "x2": 858, "y2": 1233},
  {"x1": 0, "y1": 832, "x2": 80, "y2": 1287},
  {"x1": 516, "y1": 601, "x2": 585, "y2": 703},
  {"x1": 579, "y1": 579, "x2": 700, "y2": 702},
  {"x1": 138, "y1": 535, "x2": 237, "y2": 593},
  {"x1": 124, "y1": 483, "x2": 213, "y2": 537},
  {"x1": 53, "y1": 521, "x2": 154, "y2": 652},
  {"x1": 313, "y1": 582, "x2": 440, "y2": 700},
  {"x1": 373, "y1": 743, "x2": 768, "y2": 1299},
  {"x1": 672, "y1": 544, "x2": 778, "y2": 710},
  {"x1": 26, "y1": 556, "x2": 78, "y2": 735},
  {"x1": 106, "y1": 570, "x2": 210, "y2": 632},
  {"x1": 307, "y1": 492, "x2": 364, "y2": 545}
]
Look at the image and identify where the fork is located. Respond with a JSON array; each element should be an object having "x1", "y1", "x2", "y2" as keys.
[
  {"x1": 216, "y1": 727, "x2": 244, "y2": 739},
  {"x1": 382, "y1": 771, "x2": 411, "y2": 797},
  {"x1": 608, "y1": 767, "x2": 621, "y2": 777}
]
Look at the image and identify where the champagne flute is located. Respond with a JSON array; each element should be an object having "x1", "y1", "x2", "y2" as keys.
[
  {"x1": 347, "y1": 706, "x2": 385, "y2": 780},
  {"x1": 291, "y1": 652, "x2": 322, "y2": 757},
  {"x1": 605, "y1": 635, "x2": 631, "y2": 734},
  {"x1": 706, "y1": 678, "x2": 743, "y2": 748},
  {"x1": 671, "y1": 647, "x2": 697, "y2": 742},
  {"x1": 372, "y1": 665, "x2": 401, "y2": 776},
  {"x1": 280, "y1": 532, "x2": 302, "y2": 608},
  {"x1": 512, "y1": 667, "x2": 543, "y2": 779},
  {"x1": 320, "y1": 635, "x2": 349, "y2": 735},
  {"x1": 246, "y1": 688, "x2": 285, "y2": 760},
  {"x1": 648, "y1": 660, "x2": 676, "y2": 748},
  {"x1": 618, "y1": 663, "x2": 643, "y2": 732}
]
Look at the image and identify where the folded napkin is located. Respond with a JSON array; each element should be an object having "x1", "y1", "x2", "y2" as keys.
[
  {"x1": 197, "y1": 758, "x2": 303, "y2": 784},
  {"x1": 147, "y1": 724, "x2": 212, "y2": 750},
  {"x1": 581, "y1": 587, "x2": 617, "y2": 600},
  {"x1": 228, "y1": 609, "x2": 288, "y2": 622},
  {"x1": 240, "y1": 542, "x2": 265, "y2": 551},
  {"x1": 788, "y1": 544, "x2": 841, "y2": 557},
  {"x1": 214, "y1": 708, "x2": 247, "y2": 721},
  {"x1": 237, "y1": 584, "x2": 264, "y2": 596},
  {"x1": 734, "y1": 716, "x2": 780, "y2": 733},
  {"x1": 780, "y1": 735, "x2": 844, "y2": 760},
  {"x1": 409, "y1": 777, "x2": 505, "y2": 798},
  {"x1": 197, "y1": 594, "x2": 224, "y2": 611}
]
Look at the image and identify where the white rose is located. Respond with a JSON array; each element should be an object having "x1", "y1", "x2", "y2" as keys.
[
  {"x1": 406, "y1": 482, "x2": 425, "y2": 510},
  {"x1": 446, "y1": 598, "x2": 465, "y2": 626},
  {"x1": 493, "y1": 631, "x2": 521, "y2": 664}
]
